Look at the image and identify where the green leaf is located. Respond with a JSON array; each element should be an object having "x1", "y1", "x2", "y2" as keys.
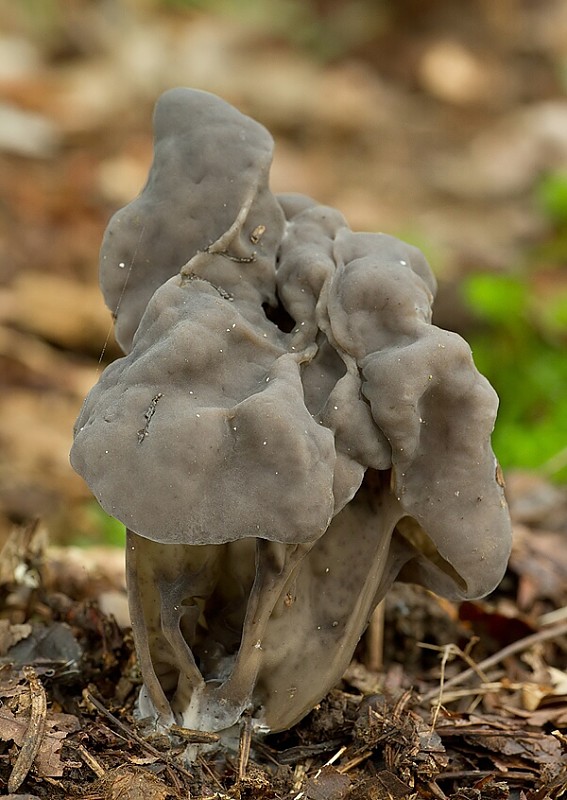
[
  {"x1": 537, "y1": 172, "x2": 567, "y2": 224},
  {"x1": 463, "y1": 273, "x2": 527, "y2": 326}
]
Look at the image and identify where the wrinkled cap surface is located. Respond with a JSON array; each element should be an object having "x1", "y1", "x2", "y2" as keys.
[
  {"x1": 71, "y1": 87, "x2": 513, "y2": 741},
  {"x1": 275, "y1": 203, "x2": 511, "y2": 600},
  {"x1": 100, "y1": 87, "x2": 284, "y2": 352},
  {"x1": 72, "y1": 274, "x2": 336, "y2": 545},
  {"x1": 72, "y1": 87, "x2": 511, "y2": 598}
]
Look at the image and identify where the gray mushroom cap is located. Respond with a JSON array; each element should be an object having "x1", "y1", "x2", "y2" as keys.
[
  {"x1": 71, "y1": 272, "x2": 336, "y2": 546},
  {"x1": 274, "y1": 203, "x2": 511, "y2": 600},
  {"x1": 100, "y1": 87, "x2": 283, "y2": 352},
  {"x1": 71, "y1": 87, "x2": 513, "y2": 741},
  {"x1": 73, "y1": 186, "x2": 511, "y2": 595}
]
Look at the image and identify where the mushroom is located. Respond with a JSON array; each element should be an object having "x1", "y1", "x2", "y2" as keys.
[
  {"x1": 71, "y1": 88, "x2": 512, "y2": 744},
  {"x1": 99, "y1": 87, "x2": 284, "y2": 354}
]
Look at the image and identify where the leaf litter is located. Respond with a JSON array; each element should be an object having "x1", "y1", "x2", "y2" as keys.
[{"x1": 0, "y1": 507, "x2": 565, "y2": 798}]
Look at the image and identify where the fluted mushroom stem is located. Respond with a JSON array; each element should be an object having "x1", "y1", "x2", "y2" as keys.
[
  {"x1": 126, "y1": 529, "x2": 176, "y2": 726},
  {"x1": 182, "y1": 540, "x2": 312, "y2": 732}
]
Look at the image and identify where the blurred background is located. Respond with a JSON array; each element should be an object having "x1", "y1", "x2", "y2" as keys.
[{"x1": 1, "y1": 0, "x2": 566, "y2": 548}]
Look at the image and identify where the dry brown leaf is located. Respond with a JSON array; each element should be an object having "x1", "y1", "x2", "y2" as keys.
[
  {"x1": 0, "y1": 620, "x2": 32, "y2": 657},
  {"x1": 4, "y1": 272, "x2": 115, "y2": 356},
  {"x1": 100, "y1": 765, "x2": 172, "y2": 800},
  {"x1": 351, "y1": 771, "x2": 413, "y2": 800},
  {"x1": 306, "y1": 766, "x2": 351, "y2": 800},
  {"x1": 0, "y1": 705, "x2": 79, "y2": 778},
  {"x1": 521, "y1": 670, "x2": 567, "y2": 712},
  {"x1": 501, "y1": 703, "x2": 567, "y2": 728},
  {"x1": 510, "y1": 525, "x2": 567, "y2": 610}
]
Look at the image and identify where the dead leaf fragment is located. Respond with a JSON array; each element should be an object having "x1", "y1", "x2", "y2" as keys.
[
  {"x1": 0, "y1": 704, "x2": 79, "y2": 781},
  {"x1": 99, "y1": 765, "x2": 171, "y2": 800},
  {"x1": 306, "y1": 765, "x2": 351, "y2": 800},
  {"x1": 7, "y1": 666, "x2": 46, "y2": 793},
  {"x1": 349, "y1": 771, "x2": 412, "y2": 800},
  {"x1": 521, "y1": 666, "x2": 567, "y2": 711},
  {"x1": 4, "y1": 272, "x2": 113, "y2": 355},
  {"x1": 0, "y1": 620, "x2": 32, "y2": 657}
]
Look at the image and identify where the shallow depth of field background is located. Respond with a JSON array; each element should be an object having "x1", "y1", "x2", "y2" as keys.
[{"x1": 0, "y1": 0, "x2": 566, "y2": 548}]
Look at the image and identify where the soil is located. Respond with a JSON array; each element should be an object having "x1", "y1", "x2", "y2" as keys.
[{"x1": 0, "y1": 2, "x2": 566, "y2": 797}]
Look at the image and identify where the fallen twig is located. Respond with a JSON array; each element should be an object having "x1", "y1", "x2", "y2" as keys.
[
  {"x1": 421, "y1": 619, "x2": 567, "y2": 705},
  {"x1": 237, "y1": 714, "x2": 252, "y2": 781},
  {"x1": 74, "y1": 742, "x2": 106, "y2": 778},
  {"x1": 169, "y1": 722, "x2": 220, "y2": 744},
  {"x1": 8, "y1": 666, "x2": 47, "y2": 793},
  {"x1": 83, "y1": 687, "x2": 195, "y2": 783},
  {"x1": 336, "y1": 749, "x2": 372, "y2": 774}
]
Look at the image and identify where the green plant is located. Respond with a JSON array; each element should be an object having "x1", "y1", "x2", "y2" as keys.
[
  {"x1": 463, "y1": 270, "x2": 567, "y2": 482},
  {"x1": 72, "y1": 501, "x2": 126, "y2": 548},
  {"x1": 537, "y1": 172, "x2": 567, "y2": 225}
]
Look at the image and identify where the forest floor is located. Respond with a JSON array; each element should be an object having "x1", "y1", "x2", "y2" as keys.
[{"x1": 0, "y1": 1, "x2": 566, "y2": 797}]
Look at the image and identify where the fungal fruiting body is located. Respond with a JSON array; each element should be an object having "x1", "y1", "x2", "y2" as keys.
[{"x1": 71, "y1": 88, "x2": 512, "y2": 742}]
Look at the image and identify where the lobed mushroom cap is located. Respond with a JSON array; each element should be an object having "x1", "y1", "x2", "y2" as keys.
[
  {"x1": 100, "y1": 87, "x2": 284, "y2": 352},
  {"x1": 71, "y1": 273, "x2": 336, "y2": 546},
  {"x1": 71, "y1": 86, "x2": 513, "y2": 740}
]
